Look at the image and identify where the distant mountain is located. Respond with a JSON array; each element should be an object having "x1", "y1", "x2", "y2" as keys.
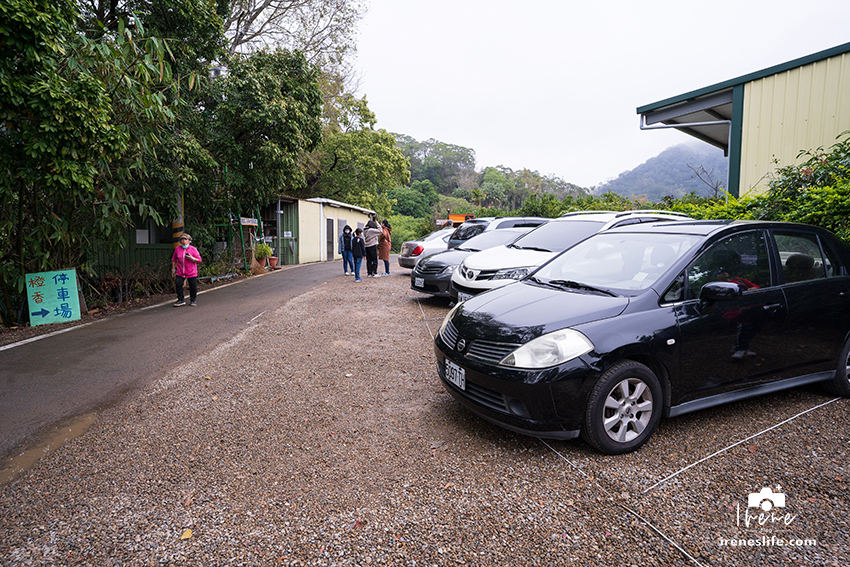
[{"x1": 595, "y1": 144, "x2": 729, "y2": 201}]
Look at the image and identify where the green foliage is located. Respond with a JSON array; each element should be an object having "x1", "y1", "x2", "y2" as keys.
[
  {"x1": 777, "y1": 180, "x2": 850, "y2": 240},
  {"x1": 0, "y1": 0, "x2": 179, "y2": 324},
  {"x1": 437, "y1": 195, "x2": 477, "y2": 217},
  {"x1": 452, "y1": 187, "x2": 473, "y2": 201},
  {"x1": 203, "y1": 49, "x2": 323, "y2": 215},
  {"x1": 301, "y1": 96, "x2": 410, "y2": 218},
  {"x1": 387, "y1": 180, "x2": 438, "y2": 218},
  {"x1": 517, "y1": 193, "x2": 564, "y2": 217},
  {"x1": 254, "y1": 242, "x2": 273, "y2": 260},
  {"x1": 386, "y1": 214, "x2": 432, "y2": 253},
  {"x1": 393, "y1": 135, "x2": 476, "y2": 195}
]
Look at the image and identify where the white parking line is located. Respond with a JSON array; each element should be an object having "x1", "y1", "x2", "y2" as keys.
[
  {"x1": 643, "y1": 397, "x2": 842, "y2": 494},
  {"x1": 417, "y1": 298, "x2": 435, "y2": 340},
  {"x1": 539, "y1": 438, "x2": 707, "y2": 567}
]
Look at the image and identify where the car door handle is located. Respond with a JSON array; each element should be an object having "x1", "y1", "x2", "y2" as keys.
[{"x1": 763, "y1": 303, "x2": 783, "y2": 313}]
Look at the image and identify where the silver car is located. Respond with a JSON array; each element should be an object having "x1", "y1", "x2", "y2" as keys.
[{"x1": 398, "y1": 228, "x2": 455, "y2": 269}]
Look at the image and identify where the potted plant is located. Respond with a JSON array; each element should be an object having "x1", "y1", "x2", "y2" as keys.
[{"x1": 254, "y1": 242, "x2": 273, "y2": 268}]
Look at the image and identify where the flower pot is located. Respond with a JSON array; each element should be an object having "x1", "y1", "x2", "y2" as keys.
[
  {"x1": 256, "y1": 257, "x2": 267, "y2": 268},
  {"x1": 269, "y1": 256, "x2": 278, "y2": 269}
]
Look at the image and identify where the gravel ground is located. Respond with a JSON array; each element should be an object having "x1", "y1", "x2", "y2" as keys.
[{"x1": 1, "y1": 269, "x2": 847, "y2": 566}]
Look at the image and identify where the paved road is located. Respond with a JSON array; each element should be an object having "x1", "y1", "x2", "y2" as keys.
[{"x1": 0, "y1": 261, "x2": 341, "y2": 458}]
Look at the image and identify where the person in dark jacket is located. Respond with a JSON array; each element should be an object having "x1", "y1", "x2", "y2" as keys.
[
  {"x1": 363, "y1": 219, "x2": 383, "y2": 277},
  {"x1": 351, "y1": 228, "x2": 366, "y2": 282},
  {"x1": 338, "y1": 225, "x2": 354, "y2": 275}
]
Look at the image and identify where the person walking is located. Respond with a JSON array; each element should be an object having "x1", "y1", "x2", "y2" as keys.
[
  {"x1": 171, "y1": 233, "x2": 202, "y2": 306},
  {"x1": 351, "y1": 227, "x2": 366, "y2": 282},
  {"x1": 378, "y1": 219, "x2": 392, "y2": 276},
  {"x1": 363, "y1": 219, "x2": 382, "y2": 278},
  {"x1": 338, "y1": 225, "x2": 354, "y2": 275}
]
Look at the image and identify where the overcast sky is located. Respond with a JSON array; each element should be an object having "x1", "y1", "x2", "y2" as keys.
[{"x1": 354, "y1": 1, "x2": 850, "y2": 188}]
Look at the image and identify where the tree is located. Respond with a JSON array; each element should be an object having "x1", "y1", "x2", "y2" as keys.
[
  {"x1": 387, "y1": 180, "x2": 438, "y2": 218},
  {"x1": 0, "y1": 0, "x2": 179, "y2": 325},
  {"x1": 300, "y1": 95, "x2": 409, "y2": 218},
  {"x1": 393, "y1": 135, "x2": 476, "y2": 195},
  {"x1": 224, "y1": 0, "x2": 364, "y2": 68},
  {"x1": 199, "y1": 48, "x2": 324, "y2": 215}
]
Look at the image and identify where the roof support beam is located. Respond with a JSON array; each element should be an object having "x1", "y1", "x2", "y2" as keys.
[{"x1": 642, "y1": 90, "x2": 734, "y2": 125}]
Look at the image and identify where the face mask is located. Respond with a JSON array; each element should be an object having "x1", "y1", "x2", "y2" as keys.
[
  {"x1": 181, "y1": 243, "x2": 189, "y2": 249},
  {"x1": 345, "y1": 230, "x2": 350, "y2": 234}
]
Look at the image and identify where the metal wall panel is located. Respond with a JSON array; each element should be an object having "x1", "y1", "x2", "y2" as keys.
[
  {"x1": 298, "y1": 200, "x2": 323, "y2": 264},
  {"x1": 740, "y1": 52, "x2": 850, "y2": 195}
]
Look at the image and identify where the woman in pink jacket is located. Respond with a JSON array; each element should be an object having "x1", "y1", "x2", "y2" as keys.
[{"x1": 171, "y1": 233, "x2": 202, "y2": 306}]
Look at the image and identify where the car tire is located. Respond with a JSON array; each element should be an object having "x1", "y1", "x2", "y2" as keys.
[
  {"x1": 825, "y1": 337, "x2": 850, "y2": 397},
  {"x1": 581, "y1": 361, "x2": 662, "y2": 455}
]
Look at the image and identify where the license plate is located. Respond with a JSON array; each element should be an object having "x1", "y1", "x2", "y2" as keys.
[
  {"x1": 457, "y1": 291, "x2": 473, "y2": 302},
  {"x1": 445, "y1": 359, "x2": 466, "y2": 390},
  {"x1": 414, "y1": 277, "x2": 424, "y2": 288}
]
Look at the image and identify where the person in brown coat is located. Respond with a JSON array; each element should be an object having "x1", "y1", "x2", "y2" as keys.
[{"x1": 378, "y1": 220, "x2": 392, "y2": 276}]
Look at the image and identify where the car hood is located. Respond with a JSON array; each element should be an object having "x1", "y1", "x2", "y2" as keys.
[
  {"x1": 462, "y1": 246, "x2": 555, "y2": 271},
  {"x1": 419, "y1": 248, "x2": 475, "y2": 268},
  {"x1": 453, "y1": 281, "x2": 629, "y2": 343}
]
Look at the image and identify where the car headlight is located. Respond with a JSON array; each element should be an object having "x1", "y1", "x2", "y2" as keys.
[
  {"x1": 500, "y1": 329, "x2": 593, "y2": 369},
  {"x1": 492, "y1": 266, "x2": 531, "y2": 281},
  {"x1": 440, "y1": 265, "x2": 457, "y2": 275},
  {"x1": 438, "y1": 303, "x2": 461, "y2": 338}
]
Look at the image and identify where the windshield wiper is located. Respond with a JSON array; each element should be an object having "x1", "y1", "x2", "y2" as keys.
[
  {"x1": 538, "y1": 278, "x2": 617, "y2": 297},
  {"x1": 512, "y1": 245, "x2": 552, "y2": 252}
]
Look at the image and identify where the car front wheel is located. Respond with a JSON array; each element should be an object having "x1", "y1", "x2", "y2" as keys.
[
  {"x1": 825, "y1": 337, "x2": 850, "y2": 397},
  {"x1": 582, "y1": 361, "x2": 662, "y2": 455}
]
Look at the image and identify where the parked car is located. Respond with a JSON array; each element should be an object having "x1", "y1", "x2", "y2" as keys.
[
  {"x1": 447, "y1": 217, "x2": 548, "y2": 249},
  {"x1": 398, "y1": 228, "x2": 455, "y2": 269},
  {"x1": 450, "y1": 210, "x2": 690, "y2": 302},
  {"x1": 435, "y1": 220, "x2": 850, "y2": 454},
  {"x1": 411, "y1": 228, "x2": 535, "y2": 298}
]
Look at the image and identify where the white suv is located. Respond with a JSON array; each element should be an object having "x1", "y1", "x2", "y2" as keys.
[
  {"x1": 447, "y1": 216, "x2": 548, "y2": 249},
  {"x1": 450, "y1": 210, "x2": 690, "y2": 302}
]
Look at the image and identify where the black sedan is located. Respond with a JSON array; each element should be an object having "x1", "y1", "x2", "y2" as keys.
[
  {"x1": 411, "y1": 228, "x2": 533, "y2": 298},
  {"x1": 434, "y1": 220, "x2": 850, "y2": 454}
]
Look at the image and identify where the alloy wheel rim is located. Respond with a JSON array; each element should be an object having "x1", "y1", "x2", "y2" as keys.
[{"x1": 602, "y1": 378, "x2": 653, "y2": 443}]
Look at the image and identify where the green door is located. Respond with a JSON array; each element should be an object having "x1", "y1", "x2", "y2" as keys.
[{"x1": 278, "y1": 202, "x2": 299, "y2": 265}]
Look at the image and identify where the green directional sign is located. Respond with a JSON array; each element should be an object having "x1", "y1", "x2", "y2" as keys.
[{"x1": 25, "y1": 269, "x2": 81, "y2": 326}]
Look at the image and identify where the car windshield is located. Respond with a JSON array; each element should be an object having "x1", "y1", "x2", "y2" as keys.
[
  {"x1": 510, "y1": 220, "x2": 605, "y2": 253},
  {"x1": 531, "y1": 232, "x2": 703, "y2": 294},
  {"x1": 450, "y1": 222, "x2": 488, "y2": 241},
  {"x1": 457, "y1": 230, "x2": 530, "y2": 252}
]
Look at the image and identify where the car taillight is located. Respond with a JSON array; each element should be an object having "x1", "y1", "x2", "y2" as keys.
[{"x1": 412, "y1": 245, "x2": 424, "y2": 256}]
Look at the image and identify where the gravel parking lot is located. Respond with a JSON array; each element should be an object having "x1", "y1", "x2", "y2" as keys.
[{"x1": 1, "y1": 267, "x2": 848, "y2": 566}]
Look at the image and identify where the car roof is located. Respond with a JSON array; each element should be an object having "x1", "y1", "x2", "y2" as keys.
[
  {"x1": 558, "y1": 209, "x2": 690, "y2": 221},
  {"x1": 603, "y1": 219, "x2": 832, "y2": 237}
]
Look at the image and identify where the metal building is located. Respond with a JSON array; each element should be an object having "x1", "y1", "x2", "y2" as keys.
[
  {"x1": 259, "y1": 198, "x2": 375, "y2": 266},
  {"x1": 637, "y1": 42, "x2": 850, "y2": 197}
]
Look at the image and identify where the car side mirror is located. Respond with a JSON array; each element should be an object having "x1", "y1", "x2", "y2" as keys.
[
  {"x1": 701, "y1": 281, "x2": 743, "y2": 302},
  {"x1": 698, "y1": 281, "x2": 742, "y2": 313}
]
